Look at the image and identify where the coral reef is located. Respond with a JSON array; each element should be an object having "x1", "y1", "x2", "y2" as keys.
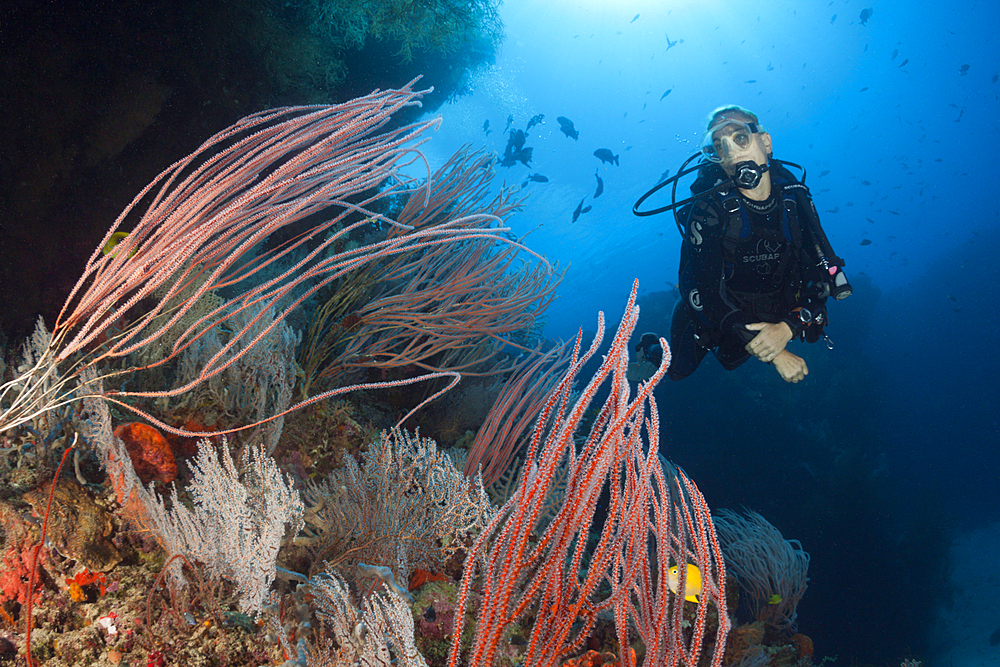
[{"x1": 295, "y1": 428, "x2": 493, "y2": 584}]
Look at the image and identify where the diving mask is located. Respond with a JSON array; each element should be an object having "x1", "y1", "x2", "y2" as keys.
[{"x1": 699, "y1": 119, "x2": 762, "y2": 163}]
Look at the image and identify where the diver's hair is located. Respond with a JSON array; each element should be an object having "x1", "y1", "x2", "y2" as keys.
[{"x1": 706, "y1": 105, "x2": 762, "y2": 131}]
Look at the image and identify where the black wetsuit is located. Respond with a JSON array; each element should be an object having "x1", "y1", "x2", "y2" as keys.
[{"x1": 668, "y1": 167, "x2": 830, "y2": 380}]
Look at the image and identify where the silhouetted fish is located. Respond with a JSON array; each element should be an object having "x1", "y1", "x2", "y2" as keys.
[
  {"x1": 630, "y1": 14, "x2": 640, "y2": 23},
  {"x1": 526, "y1": 114, "x2": 545, "y2": 131},
  {"x1": 581, "y1": 205, "x2": 592, "y2": 214},
  {"x1": 826, "y1": 207, "x2": 840, "y2": 213},
  {"x1": 891, "y1": 48, "x2": 898, "y2": 60},
  {"x1": 657, "y1": 167, "x2": 671, "y2": 184},
  {"x1": 508, "y1": 129, "x2": 526, "y2": 152},
  {"x1": 860, "y1": 239, "x2": 872, "y2": 246},
  {"x1": 557, "y1": 116, "x2": 579, "y2": 140},
  {"x1": 665, "y1": 34, "x2": 678, "y2": 50},
  {"x1": 861, "y1": 180, "x2": 871, "y2": 185},
  {"x1": 594, "y1": 170, "x2": 604, "y2": 198},
  {"x1": 860, "y1": 87, "x2": 869, "y2": 92},
  {"x1": 500, "y1": 129, "x2": 533, "y2": 167},
  {"x1": 830, "y1": 14, "x2": 837, "y2": 23},
  {"x1": 859, "y1": 7, "x2": 873, "y2": 25},
  {"x1": 572, "y1": 197, "x2": 586, "y2": 223},
  {"x1": 959, "y1": 64, "x2": 970, "y2": 75},
  {"x1": 745, "y1": 79, "x2": 757, "y2": 83},
  {"x1": 660, "y1": 89, "x2": 672, "y2": 100},
  {"x1": 521, "y1": 173, "x2": 549, "y2": 188},
  {"x1": 594, "y1": 148, "x2": 619, "y2": 166},
  {"x1": 898, "y1": 59, "x2": 909, "y2": 68},
  {"x1": 482, "y1": 119, "x2": 491, "y2": 137},
  {"x1": 504, "y1": 114, "x2": 514, "y2": 132},
  {"x1": 819, "y1": 170, "x2": 831, "y2": 177},
  {"x1": 500, "y1": 147, "x2": 533, "y2": 168}
]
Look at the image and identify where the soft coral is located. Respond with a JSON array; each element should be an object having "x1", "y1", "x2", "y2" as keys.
[
  {"x1": 65, "y1": 568, "x2": 108, "y2": 601},
  {"x1": 0, "y1": 504, "x2": 46, "y2": 606},
  {"x1": 0, "y1": 544, "x2": 46, "y2": 605}
]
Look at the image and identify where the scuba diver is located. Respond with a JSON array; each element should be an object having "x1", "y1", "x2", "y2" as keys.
[{"x1": 632, "y1": 105, "x2": 851, "y2": 383}]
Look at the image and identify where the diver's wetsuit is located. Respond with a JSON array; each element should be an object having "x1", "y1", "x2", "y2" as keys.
[{"x1": 668, "y1": 165, "x2": 830, "y2": 380}]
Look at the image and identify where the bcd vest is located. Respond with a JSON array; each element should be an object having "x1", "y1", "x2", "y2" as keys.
[{"x1": 717, "y1": 182, "x2": 806, "y2": 319}]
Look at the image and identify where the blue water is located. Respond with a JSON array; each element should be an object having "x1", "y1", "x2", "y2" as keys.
[
  {"x1": 423, "y1": 1, "x2": 996, "y2": 334},
  {"x1": 419, "y1": 0, "x2": 1000, "y2": 662}
]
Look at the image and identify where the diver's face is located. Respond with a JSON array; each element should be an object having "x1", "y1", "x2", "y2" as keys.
[{"x1": 712, "y1": 119, "x2": 772, "y2": 175}]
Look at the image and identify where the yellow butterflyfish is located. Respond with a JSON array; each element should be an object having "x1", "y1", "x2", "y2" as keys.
[
  {"x1": 667, "y1": 563, "x2": 702, "y2": 603},
  {"x1": 101, "y1": 231, "x2": 132, "y2": 257},
  {"x1": 768, "y1": 594, "x2": 782, "y2": 604}
]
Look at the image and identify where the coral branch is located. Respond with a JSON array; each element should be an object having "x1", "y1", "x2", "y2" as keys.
[{"x1": 447, "y1": 281, "x2": 730, "y2": 667}]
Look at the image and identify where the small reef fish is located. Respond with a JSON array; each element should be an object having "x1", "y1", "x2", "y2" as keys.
[
  {"x1": 557, "y1": 116, "x2": 579, "y2": 140},
  {"x1": 898, "y1": 59, "x2": 909, "y2": 68},
  {"x1": 667, "y1": 563, "x2": 702, "y2": 603},
  {"x1": 101, "y1": 231, "x2": 135, "y2": 258},
  {"x1": 526, "y1": 113, "x2": 545, "y2": 131},
  {"x1": 482, "y1": 119, "x2": 491, "y2": 137},
  {"x1": 572, "y1": 197, "x2": 587, "y2": 223},
  {"x1": 860, "y1": 239, "x2": 872, "y2": 246},
  {"x1": 630, "y1": 14, "x2": 639, "y2": 23},
  {"x1": 768, "y1": 594, "x2": 783, "y2": 604},
  {"x1": 665, "y1": 33, "x2": 679, "y2": 50},
  {"x1": 660, "y1": 88, "x2": 672, "y2": 100},
  {"x1": 593, "y1": 170, "x2": 604, "y2": 198},
  {"x1": 504, "y1": 114, "x2": 514, "y2": 132},
  {"x1": 959, "y1": 64, "x2": 970, "y2": 75},
  {"x1": 593, "y1": 148, "x2": 619, "y2": 166},
  {"x1": 859, "y1": 7, "x2": 873, "y2": 25},
  {"x1": 521, "y1": 173, "x2": 549, "y2": 187}
]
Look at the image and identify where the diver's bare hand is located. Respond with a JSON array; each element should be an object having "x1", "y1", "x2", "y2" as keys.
[
  {"x1": 772, "y1": 350, "x2": 808, "y2": 383},
  {"x1": 745, "y1": 321, "x2": 793, "y2": 363}
]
